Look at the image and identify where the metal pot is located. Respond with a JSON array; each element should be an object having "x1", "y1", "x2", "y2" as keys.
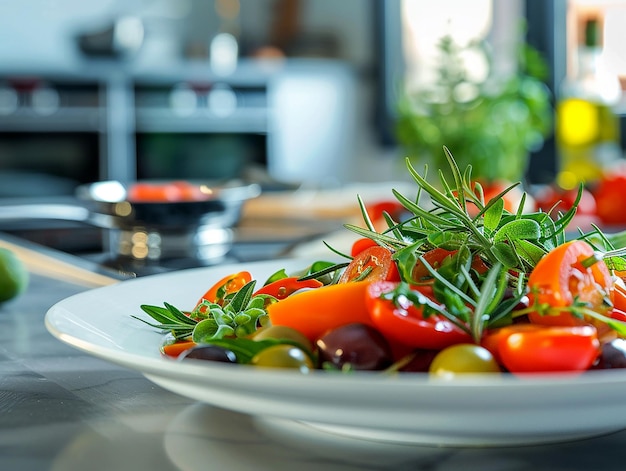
[{"x1": 0, "y1": 180, "x2": 261, "y2": 266}]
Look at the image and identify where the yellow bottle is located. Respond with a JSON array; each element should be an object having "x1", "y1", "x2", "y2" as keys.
[{"x1": 555, "y1": 17, "x2": 622, "y2": 190}]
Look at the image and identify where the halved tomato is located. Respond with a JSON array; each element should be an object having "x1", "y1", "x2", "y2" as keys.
[
  {"x1": 339, "y1": 246, "x2": 400, "y2": 283},
  {"x1": 194, "y1": 271, "x2": 253, "y2": 309},
  {"x1": 527, "y1": 240, "x2": 612, "y2": 326},
  {"x1": 365, "y1": 281, "x2": 471, "y2": 350}
]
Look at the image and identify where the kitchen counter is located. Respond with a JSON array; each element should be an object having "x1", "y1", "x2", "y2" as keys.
[{"x1": 3, "y1": 234, "x2": 626, "y2": 471}]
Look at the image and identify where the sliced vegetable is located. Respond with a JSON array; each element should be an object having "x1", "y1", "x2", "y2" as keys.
[
  {"x1": 338, "y1": 246, "x2": 400, "y2": 283},
  {"x1": 195, "y1": 271, "x2": 253, "y2": 308},
  {"x1": 612, "y1": 282, "x2": 626, "y2": 313},
  {"x1": 266, "y1": 281, "x2": 373, "y2": 342},
  {"x1": 161, "y1": 339, "x2": 197, "y2": 358},
  {"x1": 253, "y1": 276, "x2": 323, "y2": 300},
  {"x1": 365, "y1": 281, "x2": 472, "y2": 350},
  {"x1": 527, "y1": 240, "x2": 612, "y2": 326}
]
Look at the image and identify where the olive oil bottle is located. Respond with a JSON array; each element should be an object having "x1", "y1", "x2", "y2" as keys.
[{"x1": 555, "y1": 17, "x2": 622, "y2": 190}]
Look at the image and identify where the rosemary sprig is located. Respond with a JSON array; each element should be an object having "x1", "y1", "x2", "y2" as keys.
[{"x1": 343, "y1": 147, "x2": 582, "y2": 289}]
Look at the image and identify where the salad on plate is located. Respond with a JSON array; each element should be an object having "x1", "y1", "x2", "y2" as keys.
[{"x1": 134, "y1": 148, "x2": 626, "y2": 377}]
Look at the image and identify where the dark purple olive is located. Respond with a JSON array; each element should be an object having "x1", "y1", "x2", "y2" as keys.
[
  {"x1": 398, "y1": 349, "x2": 440, "y2": 372},
  {"x1": 179, "y1": 345, "x2": 237, "y2": 363},
  {"x1": 316, "y1": 323, "x2": 393, "y2": 371},
  {"x1": 593, "y1": 338, "x2": 626, "y2": 369}
]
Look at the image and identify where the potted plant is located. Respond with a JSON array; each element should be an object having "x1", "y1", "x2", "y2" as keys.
[{"x1": 395, "y1": 34, "x2": 553, "y2": 186}]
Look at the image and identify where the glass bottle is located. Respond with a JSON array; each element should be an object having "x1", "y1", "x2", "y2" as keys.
[{"x1": 555, "y1": 17, "x2": 622, "y2": 190}]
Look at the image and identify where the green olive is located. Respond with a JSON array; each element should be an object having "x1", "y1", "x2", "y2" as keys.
[
  {"x1": 251, "y1": 325, "x2": 313, "y2": 353},
  {"x1": 428, "y1": 344, "x2": 501, "y2": 379},
  {"x1": 250, "y1": 345, "x2": 314, "y2": 373}
]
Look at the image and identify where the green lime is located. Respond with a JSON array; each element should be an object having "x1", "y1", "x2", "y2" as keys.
[{"x1": 0, "y1": 247, "x2": 29, "y2": 303}]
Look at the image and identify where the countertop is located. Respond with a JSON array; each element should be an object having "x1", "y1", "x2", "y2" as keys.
[{"x1": 4, "y1": 234, "x2": 626, "y2": 471}]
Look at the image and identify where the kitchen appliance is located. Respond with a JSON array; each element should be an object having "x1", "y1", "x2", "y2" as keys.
[{"x1": 0, "y1": 180, "x2": 261, "y2": 274}]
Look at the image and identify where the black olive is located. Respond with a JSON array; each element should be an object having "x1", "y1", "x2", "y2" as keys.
[
  {"x1": 593, "y1": 338, "x2": 626, "y2": 369},
  {"x1": 397, "y1": 349, "x2": 440, "y2": 372},
  {"x1": 179, "y1": 345, "x2": 237, "y2": 363},
  {"x1": 316, "y1": 323, "x2": 393, "y2": 371}
]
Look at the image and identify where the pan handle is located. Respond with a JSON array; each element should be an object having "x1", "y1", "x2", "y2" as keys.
[{"x1": 0, "y1": 204, "x2": 115, "y2": 229}]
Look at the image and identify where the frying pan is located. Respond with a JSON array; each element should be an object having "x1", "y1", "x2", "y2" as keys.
[{"x1": 0, "y1": 180, "x2": 261, "y2": 265}]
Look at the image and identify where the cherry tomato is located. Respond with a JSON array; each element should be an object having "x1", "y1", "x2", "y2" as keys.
[
  {"x1": 366, "y1": 200, "x2": 406, "y2": 222},
  {"x1": 465, "y1": 181, "x2": 535, "y2": 216},
  {"x1": 339, "y1": 246, "x2": 400, "y2": 283},
  {"x1": 253, "y1": 276, "x2": 323, "y2": 300},
  {"x1": 127, "y1": 180, "x2": 207, "y2": 202},
  {"x1": 411, "y1": 248, "x2": 457, "y2": 282},
  {"x1": 497, "y1": 324, "x2": 600, "y2": 374},
  {"x1": 527, "y1": 240, "x2": 612, "y2": 326},
  {"x1": 195, "y1": 271, "x2": 252, "y2": 308},
  {"x1": 412, "y1": 248, "x2": 488, "y2": 283},
  {"x1": 534, "y1": 185, "x2": 597, "y2": 216},
  {"x1": 594, "y1": 172, "x2": 626, "y2": 226},
  {"x1": 350, "y1": 238, "x2": 378, "y2": 257},
  {"x1": 365, "y1": 281, "x2": 471, "y2": 350}
]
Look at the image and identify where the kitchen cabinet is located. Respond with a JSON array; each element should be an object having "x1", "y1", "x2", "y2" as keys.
[{"x1": 0, "y1": 58, "x2": 355, "y2": 194}]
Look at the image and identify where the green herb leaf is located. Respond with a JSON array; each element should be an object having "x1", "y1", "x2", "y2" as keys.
[
  {"x1": 493, "y1": 219, "x2": 541, "y2": 243},
  {"x1": 483, "y1": 197, "x2": 504, "y2": 234}
]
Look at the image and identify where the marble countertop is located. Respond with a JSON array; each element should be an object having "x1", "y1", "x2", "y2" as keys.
[{"x1": 3, "y1": 234, "x2": 626, "y2": 471}]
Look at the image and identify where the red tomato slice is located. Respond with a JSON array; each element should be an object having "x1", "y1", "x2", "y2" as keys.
[
  {"x1": 339, "y1": 246, "x2": 400, "y2": 283},
  {"x1": 253, "y1": 276, "x2": 323, "y2": 300},
  {"x1": 612, "y1": 282, "x2": 626, "y2": 313},
  {"x1": 527, "y1": 240, "x2": 612, "y2": 326},
  {"x1": 365, "y1": 281, "x2": 471, "y2": 350},
  {"x1": 195, "y1": 271, "x2": 253, "y2": 308},
  {"x1": 494, "y1": 324, "x2": 600, "y2": 374}
]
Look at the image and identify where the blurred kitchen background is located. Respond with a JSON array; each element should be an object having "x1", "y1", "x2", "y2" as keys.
[{"x1": 1, "y1": 0, "x2": 626, "y2": 271}]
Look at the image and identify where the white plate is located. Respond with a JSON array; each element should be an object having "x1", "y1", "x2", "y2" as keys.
[{"x1": 45, "y1": 258, "x2": 626, "y2": 447}]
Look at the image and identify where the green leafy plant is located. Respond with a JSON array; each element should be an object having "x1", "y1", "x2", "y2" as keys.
[{"x1": 395, "y1": 33, "x2": 553, "y2": 183}]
